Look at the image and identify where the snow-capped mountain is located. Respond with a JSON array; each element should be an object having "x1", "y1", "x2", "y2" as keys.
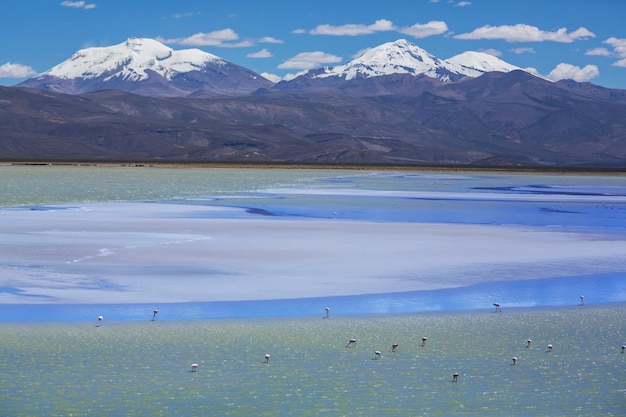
[
  {"x1": 445, "y1": 51, "x2": 523, "y2": 77},
  {"x1": 19, "y1": 38, "x2": 273, "y2": 97},
  {"x1": 289, "y1": 39, "x2": 524, "y2": 84}
]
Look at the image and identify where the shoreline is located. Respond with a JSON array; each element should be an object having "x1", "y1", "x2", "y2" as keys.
[
  {"x1": 2, "y1": 300, "x2": 624, "y2": 326},
  {"x1": 3, "y1": 160, "x2": 626, "y2": 175}
]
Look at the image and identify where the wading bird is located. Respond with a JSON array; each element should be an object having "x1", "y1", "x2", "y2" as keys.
[
  {"x1": 374, "y1": 351, "x2": 382, "y2": 360},
  {"x1": 452, "y1": 372, "x2": 459, "y2": 382},
  {"x1": 97, "y1": 316, "x2": 103, "y2": 327},
  {"x1": 152, "y1": 309, "x2": 159, "y2": 321},
  {"x1": 190, "y1": 363, "x2": 198, "y2": 372},
  {"x1": 346, "y1": 338, "x2": 357, "y2": 348},
  {"x1": 264, "y1": 354, "x2": 271, "y2": 363},
  {"x1": 493, "y1": 303, "x2": 501, "y2": 312},
  {"x1": 512, "y1": 357, "x2": 517, "y2": 365},
  {"x1": 392, "y1": 343, "x2": 399, "y2": 352},
  {"x1": 421, "y1": 337, "x2": 428, "y2": 347}
]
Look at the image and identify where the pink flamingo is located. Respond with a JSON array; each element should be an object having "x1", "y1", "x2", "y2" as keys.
[
  {"x1": 547, "y1": 344, "x2": 553, "y2": 352},
  {"x1": 621, "y1": 345, "x2": 625, "y2": 354},
  {"x1": 512, "y1": 356, "x2": 517, "y2": 365},
  {"x1": 392, "y1": 343, "x2": 399, "y2": 352},
  {"x1": 526, "y1": 339, "x2": 532, "y2": 348},
  {"x1": 152, "y1": 309, "x2": 159, "y2": 321},
  {"x1": 190, "y1": 363, "x2": 198, "y2": 372},
  {"x1": 493, "y1": 303, "x2": 501, "y2": 312},
  {"x1": 346, "y1": 338, "x2": 357, "y2": 348},
  {"x1": 264, "y1": 354, "x2": 271, "y2": 363},
  {"x1": 97, "y1": 316, "x2": 103, "y2": 327},
  {"x1": 325, "y1": 307, "x2": 330, "y2": 318},
  {"x1": 421, "y1": 337, "x2": 428, "y2": 347},
  {"x1": 374, "y1": 350, "x2": 382, "y2": 360},
  {"x1": 452, "y1": 372, "x2": 459, "y2": 382}
]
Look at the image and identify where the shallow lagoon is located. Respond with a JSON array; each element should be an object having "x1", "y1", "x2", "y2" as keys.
[
  {"x1": 1, "y1": 166, "x2": 626, "y2": 319},
  {"x1": 1, "y1": 305, "x2": 624, "y2": 416},
  {"x1": 1, "y1": 166, "x2": 626, "y2": 415}
]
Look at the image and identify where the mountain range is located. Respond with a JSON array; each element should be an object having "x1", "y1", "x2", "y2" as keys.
[{"x1": 4, "y1": 38, "x2": 626, "y2": 168}]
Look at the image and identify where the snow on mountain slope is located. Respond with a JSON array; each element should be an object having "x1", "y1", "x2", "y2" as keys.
[
  {"x1": 303, "y1": 39, "x2": 526, "y2": 83},
  {"x1": 40, "y1": 37, "x2": 225, "y2": 82},
  {"x1": 445, "y1": 51, "x2": 522, "y2": 77}
]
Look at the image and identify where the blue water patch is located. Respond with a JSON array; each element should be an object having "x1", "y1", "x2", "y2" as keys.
[{"x1": 1, "y1": 272, "x2": 623, "y2": 323}]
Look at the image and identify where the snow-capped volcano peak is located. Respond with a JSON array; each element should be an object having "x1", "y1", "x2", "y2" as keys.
[
  {"x1": 315, "y1": 39, "x2": 457, "y2": 81},
  {"x1": 445, "y1": 51, "x2": 522, "y2": 77},
  {"x1": 302, "y1": 39, "x2": 525, "y2": 84},
  {"x1": 40, "y1": 37, "x2": 225, "y2": 82}
]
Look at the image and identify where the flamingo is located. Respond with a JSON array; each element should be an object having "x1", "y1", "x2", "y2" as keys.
[
  {"x1": 346, "y1": 338, "x2": 357, "y2": 348},
  {"x1": 264, "y1": 354, "x2": 271, "y2": 363},
  {"x1": 547, "y1": 344, "x2": 553, "y2": 352},
  {"x1": 392, "y1": 343, "x2": 399, "y2": 352},
  {"x1": 452, "y1": 372, "x2": 459, "y2": 382},
  {"x1": 580, "y1": 295, "x2": 584, "y2": 306},
  {"x1": 526, "y1": 339, "x2": 532, "y2": 348},
  {"x1": 152, "y1": 309, "x2": 159, "y2": 321},
  {"x1": 325, "y1": 307, "x2": 330, "y2": 318},
  {"x1": 190, "y1": 363, "x2": 198, "y2": 372},
  {"x1": 512, "y1": 356, "x2": 517, "y2": 365},
  {"x1": 493, "y1": 303, "x2": 501, "y2": 312},
  {"x1": 374, "y1": 350, "x2": 382, "y2": 360},
  {"x1": 421, "y1": 337, "x2": 428, "y2": 347},
  {"x1": 621, "y1": 345, "x2": 625, "y2": 354},
  {"x1": 97, "y1": 316, "x2": 103, "y2": 327}
]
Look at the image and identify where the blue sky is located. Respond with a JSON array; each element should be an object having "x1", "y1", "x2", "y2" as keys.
[{"x1": 1, "y1": 0, "x2": 625, "y2": 88}]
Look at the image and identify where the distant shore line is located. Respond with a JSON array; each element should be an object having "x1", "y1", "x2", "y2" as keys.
[{"x1": 2, "y1": 160, "x2": 626, "y2": 175}]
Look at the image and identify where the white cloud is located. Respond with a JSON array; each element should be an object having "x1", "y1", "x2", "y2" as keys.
[
  {"x1": 604, "y1": 37, "x2": 626, "y2": 67},
  {"x1": 455, "y1": 24, "x2": 595, "y2": 43},
  {"x1": 479, "y1": 48, "x2": 502, "y2": 57},
  {"x1": 546, "y1": 63, "x2": 599, "y2": 82},
  {"x1": 60, "y1": 1, "x2": 96, "y2": 9},
  {"x1": 246, "y1": 48, "x2": 272, "y2": 58},
  {"x1": 310, "y1": 19, "x2": 394, "y2": 36},
  {"x1": 278, "y1": 51, "x2": 342, "y2": 70},
  {"x1": 510, "y1": 47, "x2": 535, "y2": 54},
  {"x1": 0, "y1": 62, "x2": 37, "y2": 78},
  {"x1": 613, "y1": 58, "x2": 626, "y2": 68},
  {"x1": 399, "y1": 21, "x2": 448, "y2": 38},
  {"x1": 171, "y1": 12, "x2": 194, "y2": 19},
  {"x1": 159, "y1": 29, "x2": 245, "y2": 47},
  {"x1": 585, "y1": 47, "x2": 612, "y2": 57},
  {"x1": 307, "y1": 19, "x2": 447, "y2": 39},
  {"x1": 291, "y1": 29, "x2": 306, "y2": 35},
  {"x1": 259, "y1": 36, "x2": 283, "y2": 44},
  {"x1": 456, "y1": 1, "x2": 472, "y2": 6}
]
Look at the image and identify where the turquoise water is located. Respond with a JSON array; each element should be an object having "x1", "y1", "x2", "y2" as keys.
[{"x1": 1, "y1": 305, "x2": 624, "y2": 416}]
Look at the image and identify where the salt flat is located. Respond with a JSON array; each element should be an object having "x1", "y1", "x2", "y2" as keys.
[{"x1": 2, "y1": 201, "x2": 625, "y2": 305}]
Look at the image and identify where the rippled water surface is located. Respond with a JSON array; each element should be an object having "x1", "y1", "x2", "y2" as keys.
[
  {"x1": 1, "y1": 165, "x2": 625, "y2": 415},
  {"x1": 1, "y1": 305, "x2": 624, "y2": 416}
]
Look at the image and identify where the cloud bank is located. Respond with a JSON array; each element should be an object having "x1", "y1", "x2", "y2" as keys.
[
  {"x1": 0, "y1": 62, "x2": 37, "y2": 78},
  {"x1": 455, "y1": 24, "x2": 595, "y2": 43}
]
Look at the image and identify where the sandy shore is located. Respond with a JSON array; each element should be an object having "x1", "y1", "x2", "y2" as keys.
[{"x1": 3, "y1": 160, "x2": 626, "y2": 175}]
